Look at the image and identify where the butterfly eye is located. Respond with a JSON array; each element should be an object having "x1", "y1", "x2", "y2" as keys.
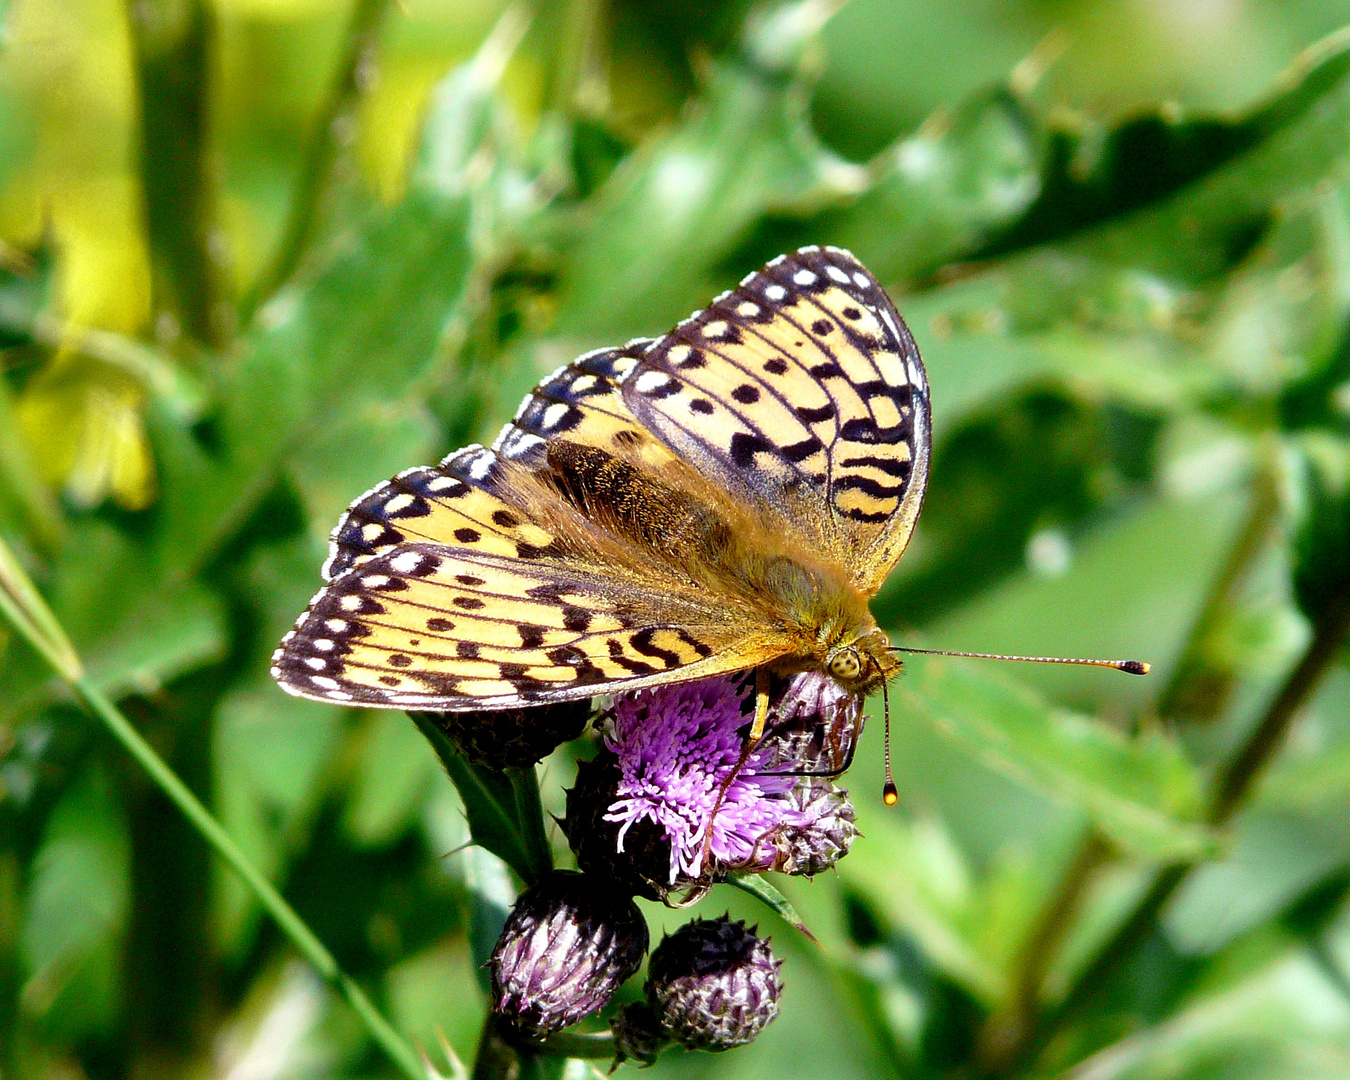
[{"x1": 828, "y1": 647, "x2": 863, "y2": 682}]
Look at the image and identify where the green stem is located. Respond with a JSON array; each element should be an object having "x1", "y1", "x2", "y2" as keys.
[
  {"x1": 1023, "y1": 588, "x2": 1350, "y2": 1067},
  {"x1": 539, "y1": 1030, "x2": 614, "y2": 1059},
  {"x1": 981, "y1": 446, "x2": 1290, "y2": 1074},
  {"x1": 1158, "y1": 448, "x2": 1282, "y2": 723},
  {"x1": 976, "y1": 831, "x2": 1112, "y2": 1072},
  {"x1": 0, "y1": 539, "x2": 424, "y2": 1080},
  {"x1": 471, "y1": 1014, "x2": 521, "y2": 1080},
  {"x1": 549, "y1": 0, "x2": 603, "y2": 117},
  {"x1": 126, "y1": 0, "x2": 230, "y2": 347},
  {"x1": 72, "y1": 679, "x2": 425, "y2": 1079},
  {"x1": 240, "y1": 0, "x2": 390, "y2": 324}
]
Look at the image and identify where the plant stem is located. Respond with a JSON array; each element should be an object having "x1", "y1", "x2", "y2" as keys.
[
  {"x1": 540, "y1": 1030, "x2": 614, "y2": 1059},
  {"x1": 981, "y1": 452, "x2": 1293, "y2": 1074},
  {"x1": 0, "y1": 538, "x2": 424, "y2": 1080},
  {"x1": 240, "y1": 0, "x2": 390, "y2": 324},
  {"x1": 471, "y1": 1014, "x2": 521, "y2": 1080},
  {"x1": 79, "y1": 677, "x2": 425, "y2": 1079},
  {"x1": 126, "y1": 0, "x2": 230, "y2": 347},
  {"x1": 1158, "y1": 450, "x2": 1282, "y2": 723},
  {"x1": 977, "y1": 831, "x2": 1112, "y2": 1071},
  {"x1": 1023, "y1": 589, "x2": 1350, "y2": 1067},
  {"x1": 549, "y1": 0, "x2": 603, "y2": 117}
]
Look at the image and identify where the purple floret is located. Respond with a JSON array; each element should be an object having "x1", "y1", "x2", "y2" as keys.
[{"x1": 603, "y1": 675, "x2": 832, "y2": 882}]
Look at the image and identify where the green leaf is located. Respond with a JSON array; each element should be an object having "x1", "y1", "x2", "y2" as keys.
[
  {"x1": 1059, "y1": 952, "x2": 1350, "y2": 1080},
  {"x1": 727, "y1": 874, "x2": 817, "y2": 942},
  {"x1": 15, "y1": 522, "x2": 228, "y2": 704},
  {"x1": 550, "y1": 50, "x2": 858, "y2": 341},
  {"x1": 990, "y1": 27, "x2": 1350, "y2": 260},
  {"x1": 287, "y1": 397, "x2": 442, "y2": 540},
  {"x1": 895, "y1": 655, "x2": 1209, "y2": 861},
  {"x1": 408, "y1": 711, "x2": 552, "y2": 885},
  {"x1": 152, "y1": 183, "x2": 475, "y2": 573},
  {"x1": 462, "y1": 844, "x2": 517, "y2": 989},
  {"x1": 1167, "y1": 668, "x2": 1350, "y2": 955},
  {"x1": 20, "y1": 762, "x2": 130, "y2": 1040},
  {"x1": 1202, "y1": 185, "x2": 1350, "y2": 399},
  {"x1": 825, "y1": 89, "x2": 1042, "y2": 285},
  {"x1": 839, "y1": 811, "x2": 1009, "y2": 1002},
  {"x1": 908, "y1": 489, "x2": 1250, "y2": 713},
  {"x1": 0, "y1": 373, "x2": 64, "y2": 555},
  {"x1": 1069, "y1": 27, "x2": 1350, "y2": 285},
  {"x1": 386, "y1": 938, "x2": 485, "y2": 1068}
]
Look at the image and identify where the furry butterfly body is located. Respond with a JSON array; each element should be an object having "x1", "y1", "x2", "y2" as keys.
[{"x1": 271, "y1": 246, "x2": 930, "y2": 709}]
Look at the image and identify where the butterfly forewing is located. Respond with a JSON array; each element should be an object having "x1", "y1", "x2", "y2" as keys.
[
  {"x1": 273, "y1": 542, "x2": 791, "y2": 707},
  {"x1": 622, "y1": 245, "x2": 930, "y2": 594}
]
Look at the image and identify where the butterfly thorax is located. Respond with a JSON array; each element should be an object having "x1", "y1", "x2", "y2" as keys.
[{"x1": 534, "y1": 436, "x2": 903, "y2": 695}]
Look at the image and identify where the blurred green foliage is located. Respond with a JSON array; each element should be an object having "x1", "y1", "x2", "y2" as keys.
[{"x1": 3, "y1": 1, "x2": 1350, "y2": 1078}]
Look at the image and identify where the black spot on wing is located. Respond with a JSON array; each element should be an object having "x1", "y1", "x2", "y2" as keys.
[{"x1": 729, "y1": 431, "x2": 778, "y2": 468}]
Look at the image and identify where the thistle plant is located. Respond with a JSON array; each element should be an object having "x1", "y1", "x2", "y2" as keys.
[
  {"x1": 454, "y1": 670, "x2": 861, "y2": 1071},
  {"x1": 8, "y1": 4, "x2": 1350, "y2": 1080}
]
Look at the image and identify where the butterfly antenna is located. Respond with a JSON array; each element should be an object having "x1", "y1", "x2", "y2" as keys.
[
  {"x1": 888, "y1": 645, "x2": 1150, "y2": 675},
  {"x1": 882, "y1": 679, "x2": 897, "y2": 806}
]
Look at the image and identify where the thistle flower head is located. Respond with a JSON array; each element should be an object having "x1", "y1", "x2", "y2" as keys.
[
  {"x1": 581, "y1": 672, "x2": 864, "y2": 887},
  {"x1": 645, "y1": 916, "x2": 783, "y2": 1052},
  {"x1": 603, "y1": 676, "x2": 807, "y2": 883}
]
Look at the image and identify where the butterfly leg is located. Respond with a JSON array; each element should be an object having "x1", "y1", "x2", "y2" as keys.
[
  {"x1": 698, "y1": 668, "x2": 772, "y2": 876},
  {"x1": 749, "y1": 666, "x2": 771, "y2": 742}
]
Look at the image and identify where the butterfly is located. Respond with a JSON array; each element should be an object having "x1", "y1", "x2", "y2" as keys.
[{"x1": 271, "y1": 245, "x2": 929, "y2": 738}]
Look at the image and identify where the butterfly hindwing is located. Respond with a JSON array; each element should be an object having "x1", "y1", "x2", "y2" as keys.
[
  {"x1": 273, "y1": 542, "x2": 790, "y2": 708},
  {"x1": 324, "y1": 341, "x2": 677, "y2": 583},
  {"x1": 621, "y1": 245, "x2": 931, "y2": 594},
  {"x1": 492, "y1": 341, "x2": 658, "y2": 464}
]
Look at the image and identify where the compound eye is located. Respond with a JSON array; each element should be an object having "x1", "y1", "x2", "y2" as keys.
[{"x1": 829, "y1": 648, "x2": 862, "y2": 681}]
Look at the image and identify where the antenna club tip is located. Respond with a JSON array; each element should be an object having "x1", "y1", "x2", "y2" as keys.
[
  {"x1": 882, "y1": 782, "x2": 898, "y2": 806},
  {"x1": 1121, "y1": 660, "x2": 1151, "y2": 676}
]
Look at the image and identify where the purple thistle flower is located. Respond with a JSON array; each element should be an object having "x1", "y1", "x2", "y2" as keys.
[{"x1": 602, "y1": 673, "x2": 853, "y2": 884}]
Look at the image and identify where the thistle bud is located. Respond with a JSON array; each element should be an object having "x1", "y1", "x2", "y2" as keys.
[
  {"x1": 488, "y1": 870, "x2": 649, "y2": 1039},
  {"x1": 561, "y1": 751, "x2": 671, "y2": 901},
  {"x1": 412, "y1": 699, "x2": 592, "y2": 769},
  {"x1": 645, "y1": 917, "x2": 782, "y2": 1051},
  {"x1": 759, "y1": 778, "x2": 858, "y2": 876}
]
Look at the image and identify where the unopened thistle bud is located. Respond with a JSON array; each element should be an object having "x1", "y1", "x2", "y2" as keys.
[
  {"x1": 488, "y1": 870, "x2": 649, "y2": 1040},
  {"x1": 759, "y1": 777, "x2": 858, "y2": 876},
  {"x1": 645, "y1": 917, "x2": 782, "y2": 1052},
  {"x1": 610, "y1": 1002, "x2": 669, "y2": 1067}
]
